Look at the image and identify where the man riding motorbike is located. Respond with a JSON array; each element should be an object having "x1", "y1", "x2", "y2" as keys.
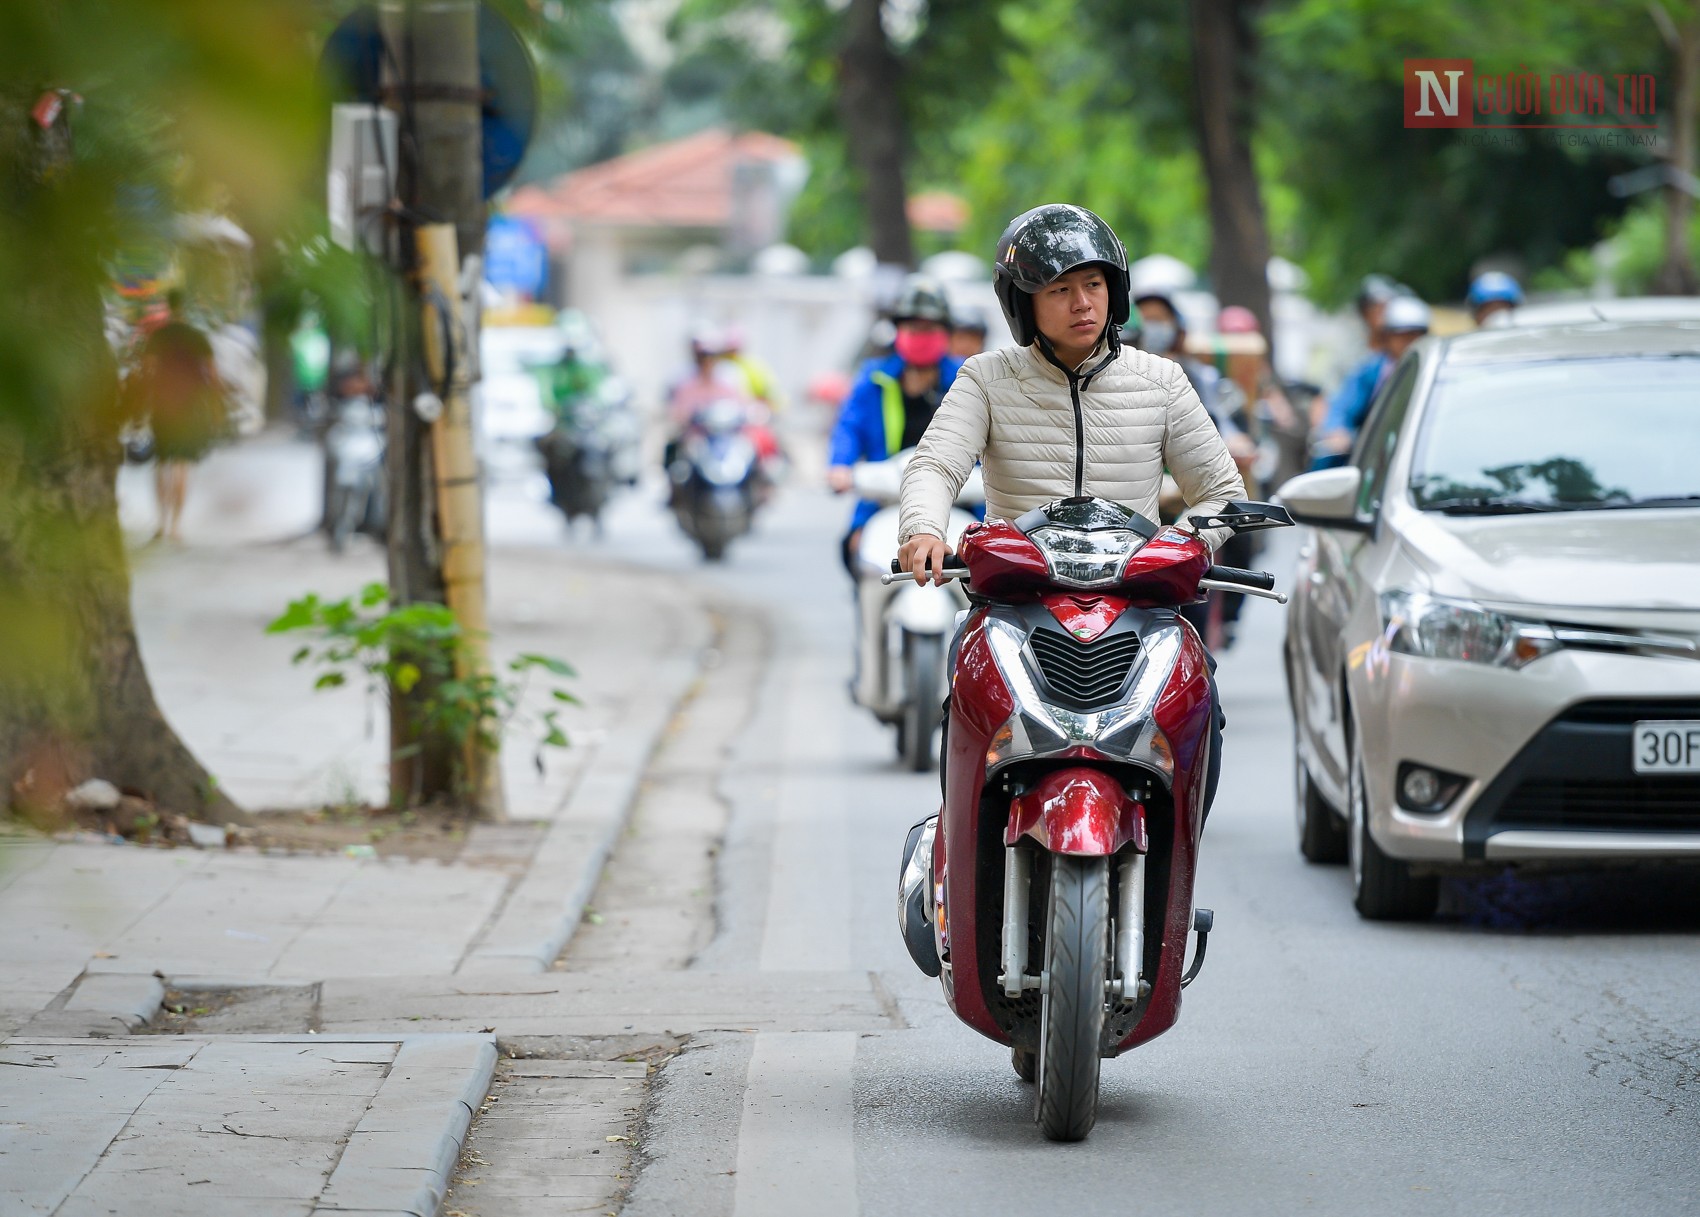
[
  {"x1": 895, "y1": 203, "x2": 1246, "y2": 811},
  {"x1": 1466, "y1": 270, "x2": 1523, "y2": 326},
  {"x1": 828, "y1": 274, "x2": 964, "y2": 571},
  {"x1": 1310, "y1": 293, "x2": 1430, "y2": 469}
]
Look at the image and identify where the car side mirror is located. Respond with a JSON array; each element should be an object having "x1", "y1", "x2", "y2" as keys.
[{"x1": 1275, "y1": 468, "x2": 1369, "y2": 531}]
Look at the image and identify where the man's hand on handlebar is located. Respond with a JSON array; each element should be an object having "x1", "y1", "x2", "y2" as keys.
[
  {"x1": 898, "y1": 533, "x2": 952, "y2": 585},
  {"x1": 826, "y1": 466, "x2": 854, "y2": 493}
]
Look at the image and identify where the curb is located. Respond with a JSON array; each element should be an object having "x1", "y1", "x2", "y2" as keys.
[
  {"x1": 18, "y1": 971, "x2": 165, "y2": 1037},
  {"x1": 312, "y1": 1032, "x2": 498, "y2": 1217},
  {"x1": 459, "y1": 644, "x2": 705, "y2": 975}
]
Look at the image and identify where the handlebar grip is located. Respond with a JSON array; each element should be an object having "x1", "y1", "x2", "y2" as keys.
[
  {"x1": 889, "y1": 556, "x2": 968, "y2": 575},
  {"x1": 1205, "y1": 564, "x2": 1275, "y2": 591}
]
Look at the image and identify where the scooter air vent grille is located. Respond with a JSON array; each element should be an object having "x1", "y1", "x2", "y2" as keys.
[{"x1": 1027, "y1": 629, "x2": 1141, "y2": 708}]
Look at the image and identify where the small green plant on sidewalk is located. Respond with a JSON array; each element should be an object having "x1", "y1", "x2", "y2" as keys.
[{"x1": 267, "y1": 582, "x2": 577, "y2": 805}]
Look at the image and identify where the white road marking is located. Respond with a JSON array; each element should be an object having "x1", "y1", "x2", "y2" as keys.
[
  {"x1": 732, "y1": 1031, "x2": 859, "y2": 1217},
  {"x1": 759, "y1": 647, "x2": 852, "y2": 972}
]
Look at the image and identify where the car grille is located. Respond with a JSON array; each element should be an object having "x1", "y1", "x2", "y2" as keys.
[
  {"x1": 1559, "y1": 699, "x2": 1700, "y2": 725},
  {"x1": 1027, "y1": 629, "x2": 1141, "y2": 708},
  {"x1": 1497, "y1": 777, "x2": 1700, "y2": 833}
]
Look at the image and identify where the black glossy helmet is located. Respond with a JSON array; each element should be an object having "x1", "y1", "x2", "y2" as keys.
[
  {"x1": 993, "y1": 204, "x2": 1130, "y2": 347},
  {"x1": 890, "y1": 274, "x2": 953, "y2": 326}
]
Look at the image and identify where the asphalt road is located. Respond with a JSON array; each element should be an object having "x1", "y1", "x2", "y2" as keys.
[
  {"x1": 545, "y1": 456, "x2": 1700, "y2": 1217},
  {"x1": 127, "y1": 428, "x2": 1700, "y2": 1213}
]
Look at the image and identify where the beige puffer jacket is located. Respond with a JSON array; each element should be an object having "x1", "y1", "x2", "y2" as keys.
[{"x1": 899, "y1": 340, "x2": 1248, "y2": 550}]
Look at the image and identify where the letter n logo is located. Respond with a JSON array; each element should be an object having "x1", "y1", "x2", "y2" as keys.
[{"x1": 1404, "y1": 58, "x2": 1474, "y2": 128}]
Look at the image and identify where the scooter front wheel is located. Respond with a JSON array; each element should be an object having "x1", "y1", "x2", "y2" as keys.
[{"x1": 1036, "y1": 854, "x2": 1109, "y2": 1142}]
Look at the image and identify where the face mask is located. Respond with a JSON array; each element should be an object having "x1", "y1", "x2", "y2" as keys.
[
  {"x1": 1139, "y1": 321, "x2": 1176, "y2": 354},
  {"x1": 895, "y1": 329, "x2": 950, "y2": 366}
]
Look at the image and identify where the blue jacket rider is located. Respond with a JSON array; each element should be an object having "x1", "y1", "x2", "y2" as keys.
[{"x1": 829, "y1": 275, "x2": 963, "y2": 544}]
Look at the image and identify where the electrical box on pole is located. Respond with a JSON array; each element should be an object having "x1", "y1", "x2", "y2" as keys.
[{"x1": 326, "y1": 104, "x2": 397, "y2": 255}]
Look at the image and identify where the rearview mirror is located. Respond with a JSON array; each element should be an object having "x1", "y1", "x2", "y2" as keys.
[
  {"x1": 1186, "y1": 499, "x2": 1294, "y2": 534},
  {"x1": 1274, "y1": 468, "x2": 1366, "y2": 530}
]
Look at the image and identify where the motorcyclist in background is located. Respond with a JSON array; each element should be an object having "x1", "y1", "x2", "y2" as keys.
[
  {"x1": 949, "y1": 305, "x2": 989, "y2": 359},
  {"x1": 1467, "y1": 271, "x2": 1524, "y2": 326},
  {"x1": 827, "y1": 275, "x2": 963, "y2": 571},
  {"x1": 721, "y1": 323, "x2": 785, "y2": 413},
  {"x1": 667, "y1": 324, "x2": 747, "y2": 429},
  {"x1": 1131, "y1": 288, "x2": 1219, "y2": 403},
  {"x1": 1311, "y1": 294, "x2": 1430, "y2": 468},
  {"x1": 545, "y1": 340, "x2": 605, "y2": 426}
]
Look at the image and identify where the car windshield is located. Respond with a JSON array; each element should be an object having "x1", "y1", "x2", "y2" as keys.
[{"x1": 1409, "y1": 356, "x2": 1700, "y2": 513}]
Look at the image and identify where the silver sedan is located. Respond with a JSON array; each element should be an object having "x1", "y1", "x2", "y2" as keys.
[{"x1": 1278, "y1": 316, "x2": 1700, "y2": 919}]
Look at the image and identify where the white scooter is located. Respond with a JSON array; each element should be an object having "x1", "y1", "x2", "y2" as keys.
[{"x1": 850, "y1": 450, "x2": 984, "y2": 771}]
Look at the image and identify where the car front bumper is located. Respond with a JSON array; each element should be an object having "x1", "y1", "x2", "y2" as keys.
[{"x1": 1352, "y1": 643, "x2": 1700, "y2": 864}]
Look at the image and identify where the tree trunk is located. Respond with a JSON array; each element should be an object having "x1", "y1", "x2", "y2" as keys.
[
  {"x1": 0, "y1": 96, "x2": 242, "y2": 825},
  {"x1": 1189, "y1": 0, "x2": 1273, "y2": 339},
  {"x1": 1651, "y1": 16, "x2": 1700, "y2": 296},
  {"x1": 836, "y1": 0, "x2": 916, "y2": 269}
]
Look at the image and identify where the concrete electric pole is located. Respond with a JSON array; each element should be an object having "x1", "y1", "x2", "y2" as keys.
[{"x1": 378, "y1": 0, "x2": 503, "y2": 817}]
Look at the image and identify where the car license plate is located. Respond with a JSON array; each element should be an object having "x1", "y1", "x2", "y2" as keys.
[{"x1": 1633, "y1": 721, "x2": 1700, "y2": 774}]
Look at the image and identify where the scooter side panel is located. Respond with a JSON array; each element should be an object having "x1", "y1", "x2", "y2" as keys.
[{"x1": 937, "y1": 615, "x2": 1016, "y2": 1045}]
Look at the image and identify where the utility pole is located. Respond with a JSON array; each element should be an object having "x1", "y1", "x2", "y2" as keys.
[{"x1": 379, "y1": 0, "x2": 502, "y2": 816}]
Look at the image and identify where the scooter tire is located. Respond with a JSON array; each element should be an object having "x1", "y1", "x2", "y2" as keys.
[
  {"x1": 899, "y1": 634, "x2": 942, "y2": 773},
  {"x1": 327, "y1": 485, "x2": 358, "y2": 554},
  {"x1": 1012, "y1": 1047, "x2": 1036, "y2": 1084},
  {"x1": 1036, "y1": 854, "x2": 1109, "y2": 1142}
]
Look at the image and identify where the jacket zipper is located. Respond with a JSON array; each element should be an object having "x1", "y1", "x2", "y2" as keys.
[{"x1": 1069, "y1": 373, "x2": 1087, "y2": 496}]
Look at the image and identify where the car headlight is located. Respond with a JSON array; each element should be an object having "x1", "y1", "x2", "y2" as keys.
[
  {"x1": 1379, "y1": 589, "x2": 1557, "y2": 669},
  {"x1": 1028, "y1": 527, "x2": 1138, "y2": 588}
]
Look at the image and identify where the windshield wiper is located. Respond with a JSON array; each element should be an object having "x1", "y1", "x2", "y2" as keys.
[
  {"x1": 1595, "y1": 495, "x2": 1700, "y2": 510},
  {"x1": 1422, "y1": 497, "x2": 1563, "y2": 515}
]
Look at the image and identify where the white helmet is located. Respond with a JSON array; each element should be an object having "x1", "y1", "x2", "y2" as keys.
[{"x1": 1382, "y1": 295, "x2": 1431, "y2": 334}]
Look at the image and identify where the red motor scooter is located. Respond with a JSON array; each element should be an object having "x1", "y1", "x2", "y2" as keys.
[{"x1": 893, "y1": 496, "x2": 1291, "y2": 1141}]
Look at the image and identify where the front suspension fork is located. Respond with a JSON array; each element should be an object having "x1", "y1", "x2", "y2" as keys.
[{"x1": 997, "y1": 847, "x2": 1151, "y2": 1001}]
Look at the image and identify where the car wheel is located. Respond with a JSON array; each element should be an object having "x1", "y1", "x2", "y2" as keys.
[
  {"x1": 1296, "y1": 754, "x2": 1348, "y2": 865},
  {"x1": 1347, "y1": 732, "x2": 1439, "y2": 921}
]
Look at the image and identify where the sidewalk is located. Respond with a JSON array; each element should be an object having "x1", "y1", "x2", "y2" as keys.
[{"x1": 2, "y1": 433, "x2": 715, "y2": 1214}]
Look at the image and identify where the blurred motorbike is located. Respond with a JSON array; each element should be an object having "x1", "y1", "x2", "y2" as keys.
[
  {"x1": 849, "y1": 450, "x2": 984, "y2": 771},
  {"x1": 537, "y1": 393, "x2": 615, "y2": 533},
  {"x1": 669, "y1": 398, "x2": 769, "y2": 562},
  {"x1": 325, "y1": 394, "x2": 385, "y2": 553}
]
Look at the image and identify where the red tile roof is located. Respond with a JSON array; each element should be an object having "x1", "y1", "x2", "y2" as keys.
[
  {"x1": 510, "y1": 128, "x2": 800, "y2": 229},
  {"x1": 908, "y1": 191, "x2": 968, "y2": 233}
]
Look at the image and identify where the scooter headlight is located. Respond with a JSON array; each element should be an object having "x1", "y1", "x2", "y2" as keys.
[
  {"x1": 1027, "y1": 527, "x2": 1138, "y2": 588},
  {"x1": 1379, "y1": 589, "x2": 1557, "y2": 669}
]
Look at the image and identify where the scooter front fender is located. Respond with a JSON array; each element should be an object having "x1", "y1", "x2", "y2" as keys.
[
  {"x1": 1005, "y1": 767, "x2": 1147, "y2": 856},
  {"x1": 886, "y1": 580, "x2": 962, "y2": 635}
]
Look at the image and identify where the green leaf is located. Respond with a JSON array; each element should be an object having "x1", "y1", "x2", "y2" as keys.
[
  {"x1": 313, "y1": 671, "x2": 347, "y2": 691},
  {"x1": 266, "y1": 595, "x2": 321, "y2": 634},
  {"x1": 551, "y1": 689, "x2": 581, "y2": 705},
  {"x1": 291, "y1": 645, "x2": 312, "y2": 665},
  {"x1": 515, "y1": 652, "x2": 576, "y2": 678},
  {"x1": 394, "y1": 662, "x2": 422, "y2": 694}
]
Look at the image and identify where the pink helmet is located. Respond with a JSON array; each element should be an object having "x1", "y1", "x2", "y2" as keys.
[{"x1": 1216, "y1": 305, "x2": 1261, "y2": 334}]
